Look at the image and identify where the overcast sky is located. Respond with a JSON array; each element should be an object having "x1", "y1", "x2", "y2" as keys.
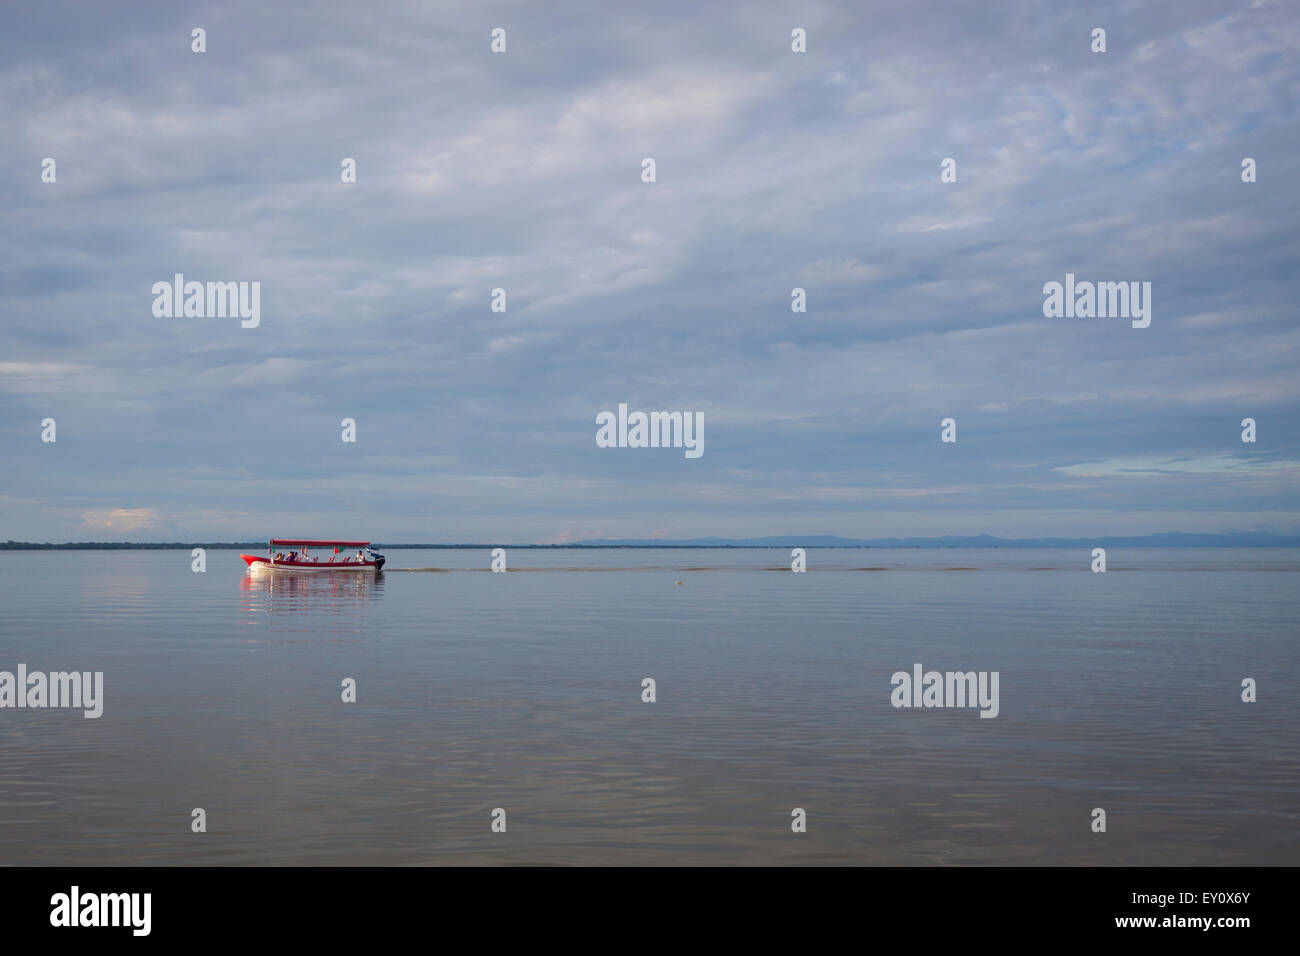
[{"x1": 2, "y1": 0, "x2": 1297, "y2": 543}]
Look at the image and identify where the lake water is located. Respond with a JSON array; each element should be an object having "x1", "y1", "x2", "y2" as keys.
[{"x1": 0, "y1": 547, "x2": 1296, "y2": 865}]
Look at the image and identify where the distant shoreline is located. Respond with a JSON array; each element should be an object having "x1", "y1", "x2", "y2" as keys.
[{"x1": 5, "y1": 535, "x2": 1300, "y2": 551}]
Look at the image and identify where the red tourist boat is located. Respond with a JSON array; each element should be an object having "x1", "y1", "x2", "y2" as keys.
[{"x1": 240, "y1": 539, "x2": 386, "y2": 573}]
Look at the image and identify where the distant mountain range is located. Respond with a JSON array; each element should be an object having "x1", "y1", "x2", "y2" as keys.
[
  {"x1": 4, "y1": 532, "x2": 1300, "y2": 549},
  {"x1": 568, "y1": 532, "x2": 1300, "y2": 548}
]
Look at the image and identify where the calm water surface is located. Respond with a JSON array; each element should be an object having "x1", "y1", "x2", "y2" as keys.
[{"x1": 0, "y1": 548, "x2": 1296, "y2": 865}]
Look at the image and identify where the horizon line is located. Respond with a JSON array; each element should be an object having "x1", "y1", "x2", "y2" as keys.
[{"x1": 5, "y1": 531, "x2": 1300, "y2": 550}]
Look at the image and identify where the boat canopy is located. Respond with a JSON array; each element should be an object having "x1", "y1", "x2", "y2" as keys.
[{"x1": 270, "y1": 539, "x2": 371, "y2": 547}]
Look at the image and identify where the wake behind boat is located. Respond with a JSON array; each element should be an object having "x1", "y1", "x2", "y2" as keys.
[{"x1": 240, "y1": 539, "x2": 386, "y2": 573}]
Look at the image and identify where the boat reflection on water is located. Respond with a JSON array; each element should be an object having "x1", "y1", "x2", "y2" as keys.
[{"x1": 239, "y1": 564, "x2": 385, "y2": 619}]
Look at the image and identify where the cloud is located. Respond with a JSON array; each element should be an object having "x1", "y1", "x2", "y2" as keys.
[
  {"x1": 0, "y1": 0, "x2": 1297, "y2": 541},
  {"x1": 1056, "y1": 456, "x2": 1300, "y2": 479},
  {"x1": 80, "y1": 508, "x2": 161, "y2": 532}
]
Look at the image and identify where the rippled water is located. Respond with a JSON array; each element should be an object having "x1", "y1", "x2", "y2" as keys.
[{"x1": 0, "y1": 547, "x2": 1296, "y2": 865}]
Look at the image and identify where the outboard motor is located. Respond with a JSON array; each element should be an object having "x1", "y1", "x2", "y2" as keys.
[{"x1": 366, "y1": 547, "x2": 385, "y2": 571}]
